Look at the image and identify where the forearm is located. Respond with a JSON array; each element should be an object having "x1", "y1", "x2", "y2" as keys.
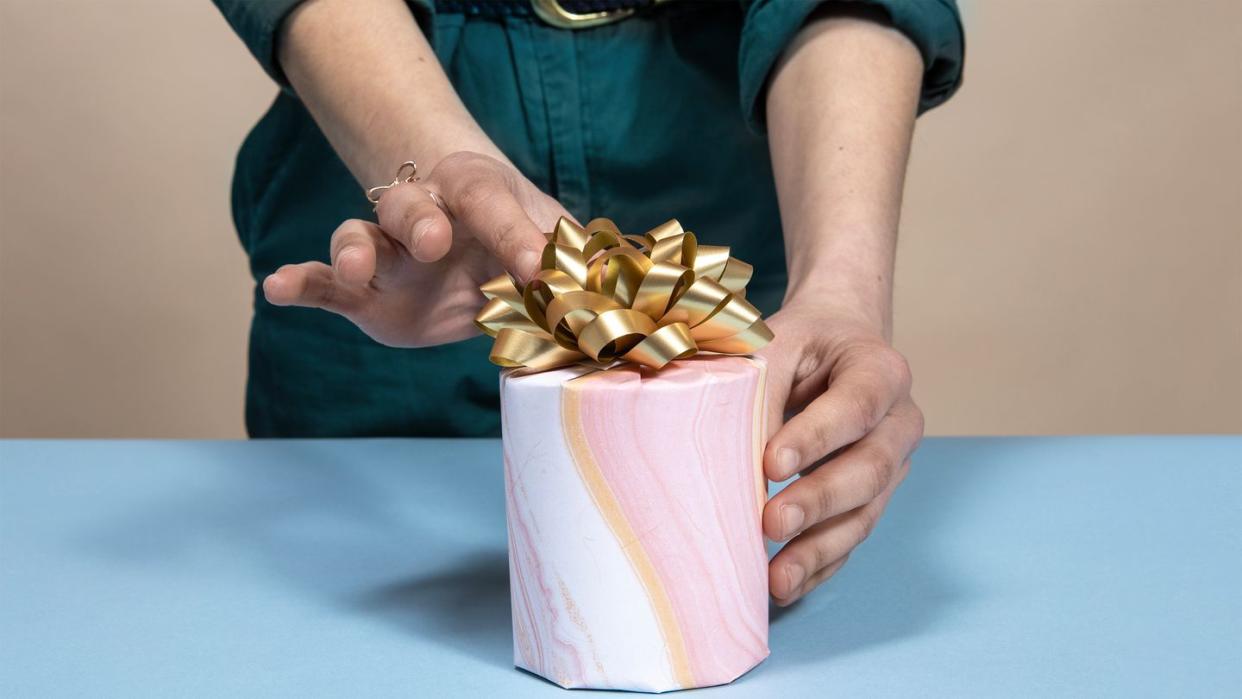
[
  {"x1": 278, "y1": 0, "x2": 505, "y2": 187},
  {"x1": 766, "y1": 6, "x2": 924, "y2": 338}
]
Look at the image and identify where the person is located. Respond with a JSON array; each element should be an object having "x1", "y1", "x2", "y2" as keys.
[{"x1": 212, "y1": 0, "x2": 964, "y2": 606}]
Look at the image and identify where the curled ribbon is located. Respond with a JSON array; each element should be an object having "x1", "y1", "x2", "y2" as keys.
[{"x1": 474, "y1": 217, "x2": 773, "y2": 372}]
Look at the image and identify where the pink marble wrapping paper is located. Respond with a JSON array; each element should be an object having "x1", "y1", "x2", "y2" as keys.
[{"x1": 501, "y1": 355, "x2": 769, "y2": 692}]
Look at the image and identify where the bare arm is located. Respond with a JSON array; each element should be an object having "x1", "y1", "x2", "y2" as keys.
[
  {"x1": 278, "y1": 0, "x2": 506, "y2": 185},
  {"x1": 767, "y1": 5, "x2": 922, "y2": 336},
  {"x1": 756, "y1": 7, "x2": 927, "y2": 604}
]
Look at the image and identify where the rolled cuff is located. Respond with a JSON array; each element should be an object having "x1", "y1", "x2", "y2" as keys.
[
  {"x1": 212, "y1": 0, "x2": 435, "y2": 87},
  {"x1": 738, "y1": 0, "x2": 966, "y2": 131}
]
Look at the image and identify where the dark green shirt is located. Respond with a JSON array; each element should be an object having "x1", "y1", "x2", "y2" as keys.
[{"x1": 213, "y1": 0, "x2": 964, "y2": 437}]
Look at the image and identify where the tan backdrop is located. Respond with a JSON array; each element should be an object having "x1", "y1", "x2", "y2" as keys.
[{"x1": 1, "y1": 1, "x2": 1239, "y2": 438}]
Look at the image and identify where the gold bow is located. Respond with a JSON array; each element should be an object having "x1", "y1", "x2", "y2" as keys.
[{"x1": 474, "y1": 217, "x2": 773, "y2": 372}]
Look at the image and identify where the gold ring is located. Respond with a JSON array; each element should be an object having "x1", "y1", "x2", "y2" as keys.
[
  {"x1": 428, "y1": 190, "x2": 450, "y2": 217},
  {"x1": 365, "y1": 160, "x2": 419, "y2": 206}
]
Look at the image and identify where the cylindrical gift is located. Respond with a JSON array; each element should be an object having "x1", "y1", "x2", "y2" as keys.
[{"x1": 501, "y1": 355, "x2": 769, "y2": 692}]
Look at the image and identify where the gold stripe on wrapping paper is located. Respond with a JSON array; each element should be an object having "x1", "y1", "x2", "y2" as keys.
[
  {"x1": 561, "y1": 378, "x2": 697, "y2": 690},
  {"x1": 475, "y1": 217, "x2": 772, "y2": 373},
  {"x1": 752, "y1": 360, "x2": 769, "y2": 516}
]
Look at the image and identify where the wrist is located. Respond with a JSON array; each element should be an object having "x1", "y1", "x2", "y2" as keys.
[
  {"x1": 782, "y1": 253, "x2": 894, "y2": 338},
  {"x1": 405, "y1": 129, "x2": 509, "y2": 178}
]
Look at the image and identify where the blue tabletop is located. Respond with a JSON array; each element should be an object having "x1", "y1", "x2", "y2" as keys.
[{"x1": 1, "y1": 437, "x2": 1239, "y2": 697}]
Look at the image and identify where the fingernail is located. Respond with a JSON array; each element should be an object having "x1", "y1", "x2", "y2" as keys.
[
  {"x1": 411, "y1": 219, "x2": 433, "y2": 253},
  {"x1": 776, "y1": 448, "x2": 799, "y2": 478},
  {"x1": 780, "y1": 504, "x2": 805, "y2": 540},
  {"x1": 785, "y1": 563, "x2": 807, "y2": 594},
  {"x1": 516, "y1": 249, "x2": 540, "y2": 281}
]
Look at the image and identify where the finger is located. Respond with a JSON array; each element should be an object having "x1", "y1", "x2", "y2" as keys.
[
  {"x1": 328, "y1": 219, "x2": 399, "y2": 286},
  {"x1": 764, "y1": 400, "x2": 922, "y2": 541},
  {"x1": 773, "y1": 555, "x2": 848, "y2": 607},
  {"x1": 374, "y1": 181, "x2": 453, "y2": 263},
  {"x1": 770, "y1": 458, "x2": 909, "y2": 604},
  {"x1": 764, "y1": 346, "x2": 913, "y2": 481},
  {"x1": 527, "y1": 195, "x2": 577, "y2": 234},
  {"x1": 262, "y1": 262, "x2": 361, "y2": 315},
  {"x1": 438, "y1": 173, "x2": 546, "y2": 282}
]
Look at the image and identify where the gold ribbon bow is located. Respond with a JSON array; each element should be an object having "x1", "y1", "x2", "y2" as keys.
[{"x1": 474, "y1": 217, "x2": 773, "y2": 372}]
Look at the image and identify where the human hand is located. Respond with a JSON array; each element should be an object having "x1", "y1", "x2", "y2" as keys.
[
  {"x1": 262, "y1": 151, "x2": 569, "y2": 347},
  {"x1": 755, "y1": 300, "x2": 924, "y2": 605}
]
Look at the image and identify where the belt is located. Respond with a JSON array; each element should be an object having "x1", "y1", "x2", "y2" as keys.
[{"x1": 435, "y1": 0, "x2": 674, "y2": 29}]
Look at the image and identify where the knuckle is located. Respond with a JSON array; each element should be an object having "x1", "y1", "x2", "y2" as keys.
[
  {"x1": 883, "y1": 348, "x2": 913, "y2": 391},
  {"x1": 810, "y1": 479, "x2": 835, "y2": 521},
  {"x1": 314, "y1": 276, "x2": 336, "y2": 308},
  {"x1": 845, "y1": 391, "x2": 881, "y2": 438},
  {"x1": 856, "y1": 445, "x2": 892, "y2": 497},
  {"x1": 909, "y1": 400, "x2": 925, "y2": 429},
  {"x1": 809, "y1": 415, "x2": 836, "y2": 453},
  {"x1": 853, "y1": 509, "x2": 878, "y2": 543},
  {"x1": 490, "y1": 216, "x2": 525, "y2": 255},
  {"x1": 865, "y1": 455, "x2": 891, "y2": 498},
  {"x1": 909, "y1": 404, "x2": 926, "y2": 443},
  {"x1": 809, "y1": 539, "x2": 835, "y2": 572},
  {"x1": 894, "y1": 458, "x2": 912, "y2": 485},
  {"x1": 453, "y1": 175, "x2": 497, "y2": 215}
]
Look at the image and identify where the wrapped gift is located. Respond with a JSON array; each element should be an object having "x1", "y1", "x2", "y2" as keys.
[
  {"x1": 476, "y1": 218, "x2": 774, "y2": 691},
  {"x1": 501, "y1": 356, "x2": 768, "y2": 691}
]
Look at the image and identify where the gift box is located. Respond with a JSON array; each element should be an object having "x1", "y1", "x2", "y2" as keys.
[
  {"x1": 475, "y1": 217, "x2": 775, "y2": 692},
  {"x1": 501, "y1": 355, "x2": 769, "y2": 692}
]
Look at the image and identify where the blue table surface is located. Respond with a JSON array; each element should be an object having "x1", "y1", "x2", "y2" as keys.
[{"x1": 1, "y1": 437, "x2": 1239, "y2": 698}]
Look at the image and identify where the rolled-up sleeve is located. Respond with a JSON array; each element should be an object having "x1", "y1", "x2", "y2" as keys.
[
  {"x1": 211, "y1": 0, "x2": 435, "y2": 87},
  {"x1": 738, "y1": 0, "x2": 966, "y2": 130}
]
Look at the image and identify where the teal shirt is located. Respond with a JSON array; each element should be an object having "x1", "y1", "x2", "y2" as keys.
[{"x1": 213, "y1": 0, "x2": 964, "y2": 437}]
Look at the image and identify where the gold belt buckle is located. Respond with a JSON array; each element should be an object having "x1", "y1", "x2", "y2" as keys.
[{"x1": 531, "y1": 0, "x2": 638, "y2": 29}]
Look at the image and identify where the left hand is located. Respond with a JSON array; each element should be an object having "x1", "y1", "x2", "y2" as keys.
[
  {"x1": 755, "y1": 299, "x2": 925, "y2": 605},
  {"x1": 261, "y1": 152, "x2": 568, "y2": 348}
]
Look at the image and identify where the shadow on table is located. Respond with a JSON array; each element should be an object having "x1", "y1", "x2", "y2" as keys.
[
  {"x1": 78, "y1": 438, "x2": 1002, "y2": 674},
  {"x1": 77, "y1": 439, "x2": 516, "y2": 669},
  {"x1": 761, "y1": 438, "x2": 998, "y2": 673},
  {"x1": 350, "y1": 552, "x2": 513, "y2": 665}
]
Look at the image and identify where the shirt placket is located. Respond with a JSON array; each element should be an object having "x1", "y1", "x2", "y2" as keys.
[{"x1": 509, "y1": 19, "x2": 593, "y2": 220}]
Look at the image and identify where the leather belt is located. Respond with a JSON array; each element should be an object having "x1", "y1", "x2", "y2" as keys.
[{"x1": 435, "y1": 0, "x2": 673, "y2": 29}]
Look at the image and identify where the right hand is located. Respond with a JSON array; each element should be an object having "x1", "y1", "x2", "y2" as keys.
[{"x1": 262, "y1": 151, "x2": 570, "y2": 347}]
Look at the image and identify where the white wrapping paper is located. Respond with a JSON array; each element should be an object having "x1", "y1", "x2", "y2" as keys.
[{"x1": 501, "y1": 355, "x2": 769, "y2": 692}]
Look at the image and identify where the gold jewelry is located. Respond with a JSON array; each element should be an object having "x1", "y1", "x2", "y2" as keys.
[
  {"x1": 365, "y1": 161, "x2": 419, "y2": 206},
  {"x1": 427, "y1": 190, "x2": 450, "y2": 217}
]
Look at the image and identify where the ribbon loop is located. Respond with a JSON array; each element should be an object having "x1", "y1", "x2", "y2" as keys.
[
  {"x1": 474, "y1": 217, "x2": 772, "y2": 371},
  {"x1": 551, "y1": 217, "x2": 590, "y2": 249},
  {"x1": 543, "y1": 244, "x2": 589, "y2": 288}
]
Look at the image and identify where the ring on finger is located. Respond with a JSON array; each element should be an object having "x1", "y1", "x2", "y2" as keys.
[
  {"x1": 365, "y1": 160, "x2": 419, "y2": 207},
  {"x1": 427, "y1": 189, "x2": 452, "y2": 218}
]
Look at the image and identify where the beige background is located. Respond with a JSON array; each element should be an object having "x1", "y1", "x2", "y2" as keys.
[{"x1": 1, "y1": 1, "x2": 1239, "y2": 438}]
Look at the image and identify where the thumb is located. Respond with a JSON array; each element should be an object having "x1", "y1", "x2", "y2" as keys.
[{"x1": 374, "y1": 181, "x2": 454, "y2": 263}]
